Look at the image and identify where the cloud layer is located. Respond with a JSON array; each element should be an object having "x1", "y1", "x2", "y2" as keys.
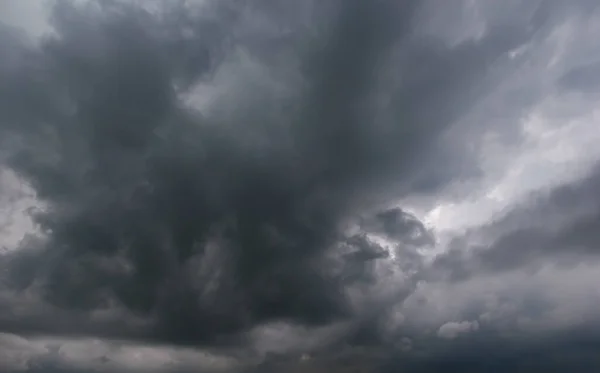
[{"x1": 2, "y1": 0, "x2": 600, "y2": 372}]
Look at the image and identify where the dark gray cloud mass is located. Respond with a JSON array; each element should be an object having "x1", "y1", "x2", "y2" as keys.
[
  {"x1": 1, "y1": 0, "x2": 600, "y2": 372},
  {"x1": 0, "y1": 0, "x2": 429, "y2": 343}
]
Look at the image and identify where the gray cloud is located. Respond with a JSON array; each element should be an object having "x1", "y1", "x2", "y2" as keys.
[
  {"x1": 431, "y1": 164, "x2": 600, "y2": 282},
  {"x1": 559, "y1": 61, "x2": 600, "y2": 93},
  {"x1": 2, "y1": 0, "x2": 600, "y2": 372},
  {"x1": 360, "y1": 208, "x2": 435, "y2": 247},
  {"x1": 0, "y1": 0, "x2": 521, "y2": 345}
]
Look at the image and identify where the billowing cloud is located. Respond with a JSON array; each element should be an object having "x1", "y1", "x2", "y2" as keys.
[{"x1": 2, "y1": 0, "x2": 600, "y2": 372}]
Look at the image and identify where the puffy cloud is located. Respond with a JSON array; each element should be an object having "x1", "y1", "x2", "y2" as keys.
[{"x1": 437, "y1": 320, "x2": 479, "y2": 339}]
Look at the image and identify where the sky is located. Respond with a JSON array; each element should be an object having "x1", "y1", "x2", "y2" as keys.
[{"x1": 1, "y1": 0, "x2": 600, "y2": 372}]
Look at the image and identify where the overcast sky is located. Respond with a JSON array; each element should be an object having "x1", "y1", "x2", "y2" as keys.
[{"x1": 1, "y1": 0, "x2": 600, "y2": 372}]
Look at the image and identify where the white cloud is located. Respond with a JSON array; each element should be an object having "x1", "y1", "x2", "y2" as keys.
[
  {"x1": 437, "y1": 320, "x2": 480, "y2": 339},
  {"x1": 0, "y1": 168, "x2": 41, "y2": 253}
]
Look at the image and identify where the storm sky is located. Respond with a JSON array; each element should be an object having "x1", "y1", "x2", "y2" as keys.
[{"x1": 1, "y1": 0, "x2": 600, "y2": 372}]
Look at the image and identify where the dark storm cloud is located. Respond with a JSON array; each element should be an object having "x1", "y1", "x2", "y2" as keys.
[
  {"x1": 0, "y1": 0, "x2": 562, "y2": 366},
  {"x1": 376, "y1": 320, "x2": 600, "y2": 373},
  {"x1": 249, "y1": 326, "x2": 600, "y2": 372},
  {"x1": 382, "y1": 341, "x2": 600, "y2": 372}
]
